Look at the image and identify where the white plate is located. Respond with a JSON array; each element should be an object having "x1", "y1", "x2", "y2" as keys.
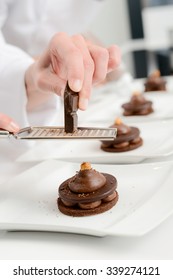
[
  {"x1": 0, "y1": 160, "x2": 173, "y2": 237},
  {"x1": 78, "y1": 76, "x2": 173, "y2": 124},
  {"x1": 78, "y1": 90, "x2": 173, "y2": 124},
  {"x1": 124, "y1": 91, "x2": 173, "y2": 123},
  {"x1": 17, "y1": 119, "x2": 173, "y2": 164}
]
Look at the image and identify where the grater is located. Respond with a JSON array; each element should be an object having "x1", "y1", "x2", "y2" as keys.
[
  {"x1": 0, "y1": 126, "x2": 117, "y2": 140},
  {"x1": 0, "y1": 84, "x2": 117, "y2": 140}
]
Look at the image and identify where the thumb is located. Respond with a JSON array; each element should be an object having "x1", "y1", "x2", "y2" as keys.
[{"x1": 0, "y1": 113, "x2": 20, "y2": 132}]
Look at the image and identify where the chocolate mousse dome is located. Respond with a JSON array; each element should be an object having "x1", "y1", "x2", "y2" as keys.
[
  {"x1": 130, "y1": 91, "x2": 147, "y2": 104},
  {"x1": 68, "y1": 162, "x2": 106, "y2": 193},
  {"x1": 111, "y1": 118, "x2": 131, "y2": 135}
]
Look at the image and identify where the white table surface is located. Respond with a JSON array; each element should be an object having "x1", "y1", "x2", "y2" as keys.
[{"x1": 1, "y1": 77, "x2": 173, "y2": 260}]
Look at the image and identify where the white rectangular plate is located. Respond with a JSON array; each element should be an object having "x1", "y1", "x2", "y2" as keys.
[
  {"x1": 17, "y1": 119, "x2": 173, "y2": 164},
  {"x1": 78, "y1": 91, "x2": 173, "y2": 124},
  {"x1": 0, "y1": 160, "x2": 173, "y2": 237}
]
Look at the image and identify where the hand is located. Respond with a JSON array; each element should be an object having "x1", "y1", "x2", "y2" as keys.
[
  {"x1": 25, "y1": 32, "x2": 121, "y2": 111},
  {"x1": 0, "y1": 113, "x2": 20, "y2": 132}
]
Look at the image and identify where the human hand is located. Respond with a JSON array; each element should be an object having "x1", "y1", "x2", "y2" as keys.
[
  {"x1": 0, "y1": 113, "x2": 20, "y2": 132},
  {"x1": 25, "y1": 32, "x2": 121, "y2": 110}
]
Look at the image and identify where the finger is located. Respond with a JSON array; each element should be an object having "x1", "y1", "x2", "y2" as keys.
[
  {"x1": 0, "y1": 113, "x2": 20, "y2": 132},
  {"x1": 88, "y1": 44, "x2": 109, "y2": 84},
  {"x1": 107, "y1": 45, "x2": 121, "y2": 72},
  {"x1": 72, "y1": 35, "x2": 95, "y2": 110},
  {"x1": 49, "y1": 32, "x2": 84, "y2": 92},
  {"x1": 37, "y1": 67, "x2": 66, "y2": 96}
]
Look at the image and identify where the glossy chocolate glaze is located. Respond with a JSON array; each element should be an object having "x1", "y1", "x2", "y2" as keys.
[
  {"x1": 102, "y1": 126, "x2": 140, "y2": 146},
  {"x1": 122, "y1": 92, "x2": 153, "y2": 115},
  {"x1": 59, "y1": 173, "x2": 117, "y2": 204},
  {"x1": 68, "y1": 169, "x2": 106, "y2": 193}
]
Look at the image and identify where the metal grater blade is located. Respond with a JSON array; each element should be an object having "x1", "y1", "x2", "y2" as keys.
[{"x1": 14, "y1": 126, "x2": 117, "y2": 140}]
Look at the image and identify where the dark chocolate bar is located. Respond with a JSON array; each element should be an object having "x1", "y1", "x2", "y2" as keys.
[{"x1": 64, "y1": 83, "x2": 79, "y2": 133}]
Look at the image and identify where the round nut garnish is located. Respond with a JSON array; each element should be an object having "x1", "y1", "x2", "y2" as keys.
[
  {"x1": 80, "y1": 162, "x2": 91, "y2": 171},
  {"x1": 150, "y1": 70, "x2": 160, "y2": 78},
  {"x1": 114, "y1": 117, "x2": 122, "y2": 125}
]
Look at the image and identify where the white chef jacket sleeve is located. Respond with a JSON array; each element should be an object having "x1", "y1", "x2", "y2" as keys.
[
  {"x1": 0, "y1": 41, "x2": 60, "y2": 128},
  {"x1": 0, "y1": 1, "x2": 59, "y2": 128}
]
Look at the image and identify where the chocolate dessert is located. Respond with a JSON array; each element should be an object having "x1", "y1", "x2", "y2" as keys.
[
  {"x1": 122, "y1": 91, "x2": 154, "y2": 116},
  {"x1": 57, "y1": 162, "x2": 118, "y2": 217},
  {"x1": 144, "y1": 70, "x2": 166, "y2": 92},
  {"x1": 101, "y1": 118, "x2": 143, "y2": 152}
]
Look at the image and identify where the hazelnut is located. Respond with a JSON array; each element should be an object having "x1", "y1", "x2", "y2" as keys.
[
  {"x1": 114, "y1": 117, "x2": 122, "y2": 125},
  {"x1": 150, "y1": 70, "x2": 160, "y2": 78},
  {"x1": 132, "y1": 91, "x2": 141, "y2": 96},
  {"x1": 80, "y1": 162, "x2": 91, "y2": 171}
]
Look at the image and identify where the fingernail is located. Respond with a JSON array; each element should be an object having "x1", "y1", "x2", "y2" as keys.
[
  {"x1": 7, "y1": 121, "x2": 20, "y2": 132},
  {"x1": 79, "y1": 98, "x2": 88, "y2": 110},
  {"x1": 70, "y1": 79, "x2": 82, "y2": 92}
]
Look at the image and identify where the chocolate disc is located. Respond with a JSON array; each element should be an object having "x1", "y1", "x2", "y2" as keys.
[
  {"x1": 101, "y1": 127, "x2": 140, "y2": 146},
  {"x1": 144, "y1": 79, "x2": 166, "y2": 92},
  {"x1": 123, "y1": 107, "x2": 153, "y2": 116},
  {"x1": 59, "y1": 173, "x2": 117, "y2": 204},
  {"x1": 122, "y1": 101, "x2": 152, "y2": 112},
  {"x1": 57, "y1": 191, "x2": 119, "y2": 217},
  {"x1": 101, "y1": 137, "x2": 143, "y2": 153}
]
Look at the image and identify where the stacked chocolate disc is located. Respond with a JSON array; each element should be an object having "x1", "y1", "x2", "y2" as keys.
[
  {"x1": 101, "y1": 118, "x2": 143, "y2": 153},
  {"x1": 122, "y1": 91, "x2": 153, "y2": 116},
  {"x1": 57, "y1": 162, "x2": 118, "y2": 216},
  {"x1": 144, "y1": 70, "x2": 166, "y2": 92}
]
